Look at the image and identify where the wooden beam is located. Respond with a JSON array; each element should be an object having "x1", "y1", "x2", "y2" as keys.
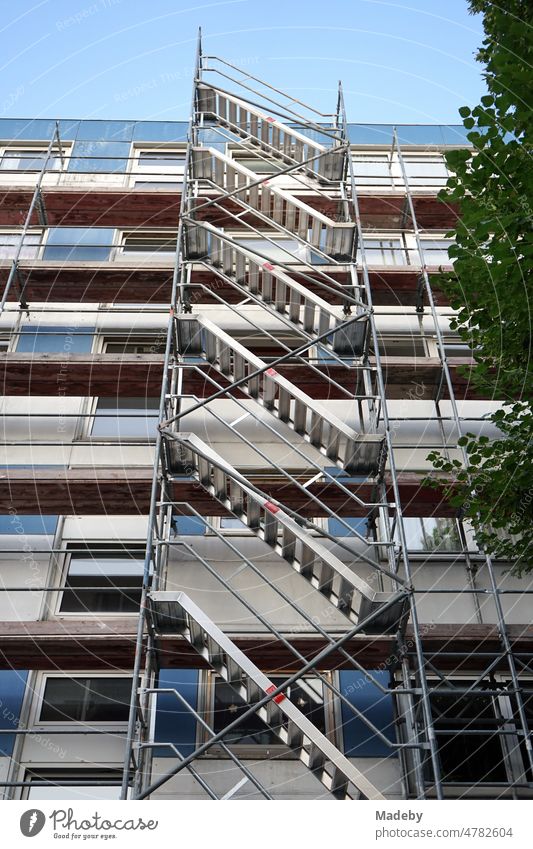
[
  {"x1": 0, "y1": 620, "x2": 529, "y2": 671},
  {"x1": 0, "y1": 468, "x2": 455, "y2": 517}
]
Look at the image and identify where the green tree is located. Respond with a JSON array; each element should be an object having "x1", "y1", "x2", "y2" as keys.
[{"x1": 426, "y1": 1, "x2": 533, "y2": 574}]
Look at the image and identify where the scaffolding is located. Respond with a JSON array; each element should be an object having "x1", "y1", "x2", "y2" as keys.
[{"x1": 0, "y1": 33, "x2": 531, "y2": 801}]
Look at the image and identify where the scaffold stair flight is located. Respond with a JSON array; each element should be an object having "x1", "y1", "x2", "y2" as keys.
[
  {"x1": 196, "y1": 83, "x2": 346, "y2": 182},
  {"x1": 148, "y1": 589, "x2": 386, "y2": 800},
  {"x1": 175, "y1": 313, "x2": 384, "y2": 475},
  {"x1": 183, "y1": 220, "x2": 365, "y2": 355},
  {"x1": 162, "y1": 431, "x2": 404, "y2": 632},
  {"x1": 189, "y1": 147, "x2": 355, "y2": 259}
]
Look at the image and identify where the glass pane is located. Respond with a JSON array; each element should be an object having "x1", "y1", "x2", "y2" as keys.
[
  {"x1": 352, "y1": 155, "x2": 392, "y2": 187},
  {"x1": 340, "y1": 670, "x2": 396, "y2": 757},
  {"x1": 402, "y1": 517, "x2": 461, "y2": 552},
  {"x1": 105, "y1": 340, "x2": 166, "y2": 354},
  {"x1": 0, "y1": 514, "x2": 57, "y2": 535},
  {"x1": 91, "y1": 397, "x2": 159, "y2": 438},
  {"x1": 236, "y1": 237, "x2": 310, "y2": 264},
  {"x1": 213, "y1": 680, "x2": 277, "y2": 744},
  {"x1": 0, "y1": 118, "x2": 79, "y2": 141},
  {"x1": 68, "y1": 141, "x2": 130, "y2": 173},
  {"x1": 347, "y1": 124, "x2": 394, "y2": 145},
  {"x1": 42, "y1": 227, "x2": 113, "y2": 261},
  {"x1": 122, "y1": 235, "x2": 176, "y2": 255},
  {"x1": 60, "y1": 575, "x2": 142, "y2": 613},
  {"x1": 0, "y1": 150, "x2": 60, "y2": 171},
  {"x1": 29, "y1": 784, "x2": 121, "y2": 800},
  {"x1": 154, "y1": 669, "x2": 199, "y2": 758},
  {"x1": 173, "y1": 516, "x2": 205, "y2": 535},
  {"x1": 26, "y1": 770, "x2": 122, "y2": 800},
  {"x1": 431, "y1": 684, "x2": 507, "y2": 782},
  {"x1": 403, "y1": 155, "x2": 448, "y2": 185},
  {"x1": 84, "y1": 678, "x2": 132, "y2": 722},
  {"x1": 219, "y1": 517, "x2": 248, "y2": 530},
  {"x1": 40, "y1": 677, "x2": 131, "y2": 723},
  {"x1": 328, "y1": 516, "x2": 367, "y2": 537},
  {"x1": 421, "y1": 239, "x2": 453, "y2": 265},
  {"x1": 0, "y1": 670, "x2": 28, "y2": 757},
  {"x1": 138, "y1": 151, "x2": 185, "y2": 168},
  {"x1": 363, "y1": 238, "x2": 404, "y2": 265},
  {"x1": 17, "y1": 325, "x2": 94, "y2": 354},
  {"x1": 132, "y1": 121, "x2": 188, "y2": 142},
  {"x1": 76, "y1": 121, "x2": 134, "y2": 141},
  {"x1": 0, "y1": 232, "x2": 41, "y2": 260}
]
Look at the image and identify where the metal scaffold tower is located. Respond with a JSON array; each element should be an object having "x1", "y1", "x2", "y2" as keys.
[{"x1": 121, "y1": 33, "x2": 521, "y2": 801}]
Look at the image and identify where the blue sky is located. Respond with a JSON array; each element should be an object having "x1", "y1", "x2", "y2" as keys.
[{"x1": 1, "y1": 0, "x2": 485, "y2": 124}]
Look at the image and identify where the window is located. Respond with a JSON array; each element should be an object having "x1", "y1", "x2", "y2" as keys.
[
  {"x1": 442, "y1": 340, "x2": 473, "y2": 358},
  {"x1": 429, "y1": 682, "x2": 507, "y2": 783},
  {"x1": 24, "y1": 769, "x2": 123, "y2": 800},
  {"x1": 42, "y1": 227, "x2": 114, "y2": 261},
  {"x1": 401, "y1": 517, "x2": 462, "y2": 553},
  {"x1": 0, "y1": 148, "x2": 62, "y2": 172},
  {"x1": 328, "y1": 516, "x2": 368, "y2": 538},
  {"x1": 154, "y1": 669, "x2": 199, "y2": 758},
  {"x1": 132, "y1": 147, "x2": 185, "y2": 190},
  {"x1": 137, "y1": 151, "x2": 186, "y2": 168},
  {"x1": 58, "y1": 544, "x2": 144, "y2": 614},
  {"x1": 420, "y1": 238, "x2": 453, "y2": 266},
  {"x1": 90, "y1": 397, "x2": 159, "y2": 439},
  {"x1": 0, "y1": 231, "x2": 41, "y2": 260},
  {"x1": 17, "y1": 325, "x2": 94, "y2": 354},
  {"x1": 376, "y1": 335, "x2": 427, "y2": 358},
  {"x1": 363, "y1": 237, "x2": 405, "y2": 265},
  {"x1": 118, "y1": 232, "x2": 176, "y2": 258},
  {"x1": 340, "y1": 670, "x2": 396, "y2": 757},
  {"x1": 68, "y1": 140, "x2": 130, "y2": 173},
  {"x1": 352, "y1": 154, "x2": 393, "y2": 187},
  {"x1": 0, "y1": 671, "x2": 28, "y2": 757},
  {"x1": 172, "y1": 515, "x2": 205, "y2": 535},
  {"x1": 402, "y1": 154, "x2": 449, "y2": 186},
  {"x1": 232, "y1": 155, "x2": 280, "y2": 174},
  {"x1": 0, "y1": 514, "x2": 57, "y2": 535},
  {"x1": 210, "y1": 675, "x2": 327, "y2": 748},
  {"x1": 236, "y1": 237, "x2": 311, "y2": 264},
  {"x1": 218, "y1": 516, "x2": 249, "y2": 532},
  {"x1": 38, "y1": 676, "x2": 132, "y2": 723},
  {"x1": 103, "y1": 337, "x2": 166, "y2": 355}
]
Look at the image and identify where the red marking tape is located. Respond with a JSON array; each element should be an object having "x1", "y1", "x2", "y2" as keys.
[
  {"x1": 265, "y1": 367, "x2": 277, "y2": 376},
  {"x1": 263, "y1": 262, "x2": 275, "y2": 271},
  {"x1": 266, "y1": 684, "x2": 285, "y2": 703},
  {"x1": 265, "y1": 501, "x2": 280, "y2": 514},
  {"x1": 266, "y1": 117, "x2": 275, "y2": 123}
]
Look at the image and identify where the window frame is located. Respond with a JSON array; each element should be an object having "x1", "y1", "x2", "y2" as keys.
[
  {"x1": 0, "y1": 143, "x2": 71, "y2": 174},
  {"x1": 52, "y1": 542, "x2": 145, "y2": 618},
  {"x1": 113, "y1": 228, "x2": 178, "y2": 262},
  {"x1": 30, "y1": 672, "x2": 133, "y2": 730},
  {"x1": 0, "y1": 227, "x2": 43, "y2": 263},
  {"x1": 21, "y1": 767, "x2": 125, "y2": 801},
  {"x1": 83, "y1": 395, "x2": 160, "y2": 441},
  {"x1": 422, "y1": 674, "x2": 533, "y2": 790},
  {"x1": 129, "y1": 143, "x2": 186, "y2": 190},
  {"x1": 198, "y1": 670, "x2": 336, "y2": 758}
]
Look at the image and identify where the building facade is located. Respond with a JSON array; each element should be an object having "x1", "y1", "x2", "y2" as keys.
[{"x1": 0, "y1": 45, "x2": 531, "y2": 801}]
